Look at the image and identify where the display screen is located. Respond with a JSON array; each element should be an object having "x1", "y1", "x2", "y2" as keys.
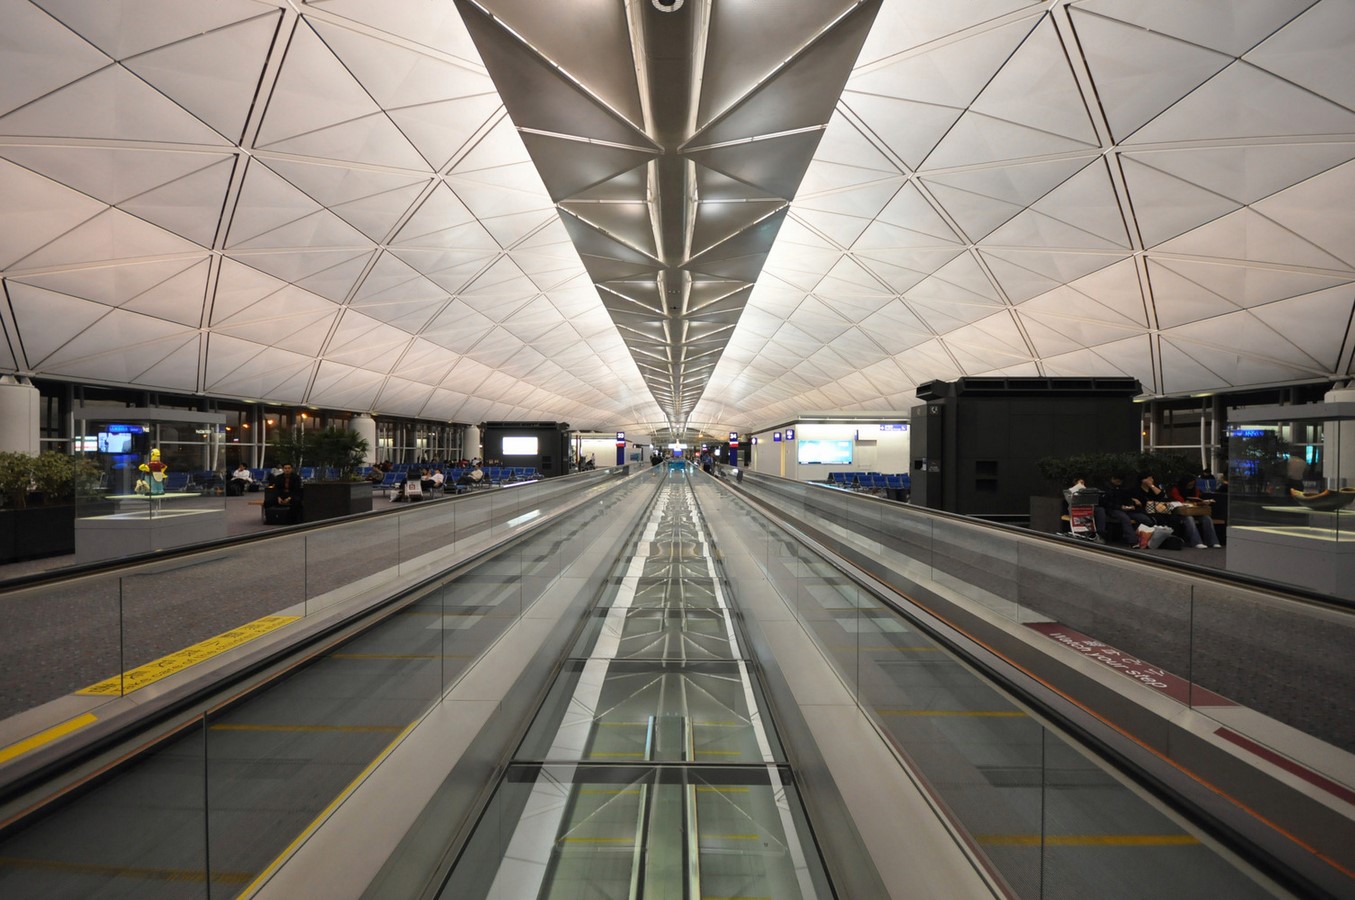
[
  {"x1": 501, "y1": 436, "x2": 539, "y2": 456},
  {"x1": 97, "y1": 432, "x2": 133, "y2": 453},
  {"x1": 797, "y1": 439, "x2": 853, "y2": 465}
]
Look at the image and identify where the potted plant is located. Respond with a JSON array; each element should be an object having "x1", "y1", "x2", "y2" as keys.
[{"x1": 0, "y1": 451, "x2": 100, "y2": 562}]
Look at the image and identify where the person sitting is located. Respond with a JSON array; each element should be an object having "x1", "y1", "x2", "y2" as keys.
[
  {"x1": 228, "y1": 463, "x2": 254, "y2": 496},
  {"x1": 430, "y1": 468, "x2": 445, "y2": 493},
  {"x1": 1169, "y1": 476, "x2": 1221, "y2": 548},
  {"x1": 1099, "y1": 474, "x2": 1152, "y2": 546},
  {"x1": 263, "y1": 463, "x2": 304, "y2": 523},
  {"x1": 458, "y1": 464, "x2": 485, "y2": 487}
]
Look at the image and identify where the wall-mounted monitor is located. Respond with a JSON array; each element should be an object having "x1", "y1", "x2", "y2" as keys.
[
  {"x1": 501, "y1": 435, "x2": 539, "y2": 456},
  {"x1": 797, "y1": 439, "x2": 853, "y2": 465},
  {"x1": 97, "y1": 432, "x2": 134, "y2": 454}
]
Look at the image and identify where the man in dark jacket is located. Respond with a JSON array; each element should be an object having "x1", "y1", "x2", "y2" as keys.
[
  {"x1": 1101, "y1": 473, "x2": 1152, "y2": 546},
  {"x1": 265, "y1": 463, "x2": 304, "y2": 522}
]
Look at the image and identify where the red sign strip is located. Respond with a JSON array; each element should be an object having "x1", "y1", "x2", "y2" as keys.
[
  {"x1": 1025, "y1": 622, "x2": 1235, "y2": 707},
  {"x1": 1214, "y1": 726, "x2": 1355, "y2": 807}
]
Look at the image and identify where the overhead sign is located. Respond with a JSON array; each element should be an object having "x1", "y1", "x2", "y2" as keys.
[
  {"x1": 728, "y1": 431, "x2": 739, "y2": 448},
  {"x1": 773, "y1": 432, "x2": 782, "y2": 442},
  {"x1": 616, "y1": 431, "x2": 625, "y2": 447},
  {"x1": 785, "y1": 428, "x2": 794, "y2": 440}
]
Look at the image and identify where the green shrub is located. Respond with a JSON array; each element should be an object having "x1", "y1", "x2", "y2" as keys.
[
  {"x1": 0, "y1": 451, "x2": 101, "y2": 507},
  {"x1": 1036, "y1": 450, "x2": 1201, "y2": 491},
  {"x1": 269, "y1": 425, "x2": 369, "y2": 480}
]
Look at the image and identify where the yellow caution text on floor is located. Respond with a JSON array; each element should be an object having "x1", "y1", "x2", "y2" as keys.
[{"x1": 77, "y1": 615, "x2": 299, "y2": 696}]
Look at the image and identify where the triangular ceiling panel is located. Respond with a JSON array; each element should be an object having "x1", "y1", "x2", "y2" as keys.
[
  {"x1": 13, "y1": 206, "x2": 204, "y2": 271},
  {"x1": 12, "y1": 256, "x2": 207, "y2": 315},
  {"x1": 1150, "y1": 256, "x2": 1353, "y2": 311},
  {"x1": 7, "y1": 284, "x2": 115, "y2": 366},
  {"x1": 1127, "y1": 61, "x2": 1355, "y2": 145},
  {"x1": 966, "y1": 16, "x2": 1098, "y2": 147},
  {"x1": 1251, "y1": 159, "x2": 1355, "y2": 269},
  {"x1": 0, "y1": 158, "x2": 112, "y2": 270},
  {"x1": 1073, "y1": 0, "x2": 1318, "y2": 58},
  {"x1": 1120, "y1": 156, "x2": 1243, "y2": 248},
  {"x1": 1156, "y1": 206, "x2": 1350, "y2": 271},
  {"x1": 1121, "y1": 144, "x2": 1355, "y2": 209},
  {"x1": 308, "y1": 359, "x2": 385, "y2": 410},
  {"x1": 121, "y1": 11, "x2": 280, "y2": 143},
  {"x1": 37, "y1": 307, "x2": 197, "y2": 378},
  {"x1": 132, "y1": 334, "x2": 202, "y2": 391},
  {"x1": 0, "y1": 0, "x2": 111, "y2": 117},
  {"x1": 0, "y1": 63, "x2": 227, "y2": 146},
  {"x1": 1245, "y1": 0, "x2": 1355, "y2": 110},
  {"x1": 1249, "y1": 284, "x2": 1355, "y2": 371},
  {"x1": 1071, "y1": 8, "x2": 1233, "y2": 142}
]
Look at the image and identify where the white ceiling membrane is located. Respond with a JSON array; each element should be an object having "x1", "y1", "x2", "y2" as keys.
[
  {"x1": 458, "y1": 0, "x2": 879, "y2": 438},
  {"x1": 0, "y1": 1, "x2": 1352, "y2": 444}
]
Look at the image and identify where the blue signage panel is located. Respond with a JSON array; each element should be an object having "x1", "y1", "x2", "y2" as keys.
[
  {"x1": 784, "y1": 428, "x2": 795, "y2": 440},
  {"x1": 772, "y1": 432, "x2": 781, "y2": 442}
]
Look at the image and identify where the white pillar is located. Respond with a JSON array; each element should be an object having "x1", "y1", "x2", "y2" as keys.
[
  {"x1": 464, "y1": 424, "x2": 481, "y2": 461},
  {"x1": 0, "y1": 376, "x2": 40, "y2": 455},
  {"x1": 351, "y1": 414, "x2": 377, "y2": 465},
  {"x1": 1323, "y1": 386, "x2": 1355, "y2": 488}
]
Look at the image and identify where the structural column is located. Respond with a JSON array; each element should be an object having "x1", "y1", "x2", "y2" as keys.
[
  {"x1": 0, "y1": 376, "x2": 40, "y2": 455},
  {"x1": 351, "y1": 414, "x2": 377, "y2": 465}
]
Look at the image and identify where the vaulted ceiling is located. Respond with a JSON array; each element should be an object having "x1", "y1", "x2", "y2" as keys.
[{"x1": 1, "y1": 0, "x2": 1353, "y2": 441}]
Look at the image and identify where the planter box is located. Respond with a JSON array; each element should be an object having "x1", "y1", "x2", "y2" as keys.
[
  {"x1": 1029, "y1": 495, "x2": 1065, "y2": 534},
  {"x1": 0, "y1": 505, "x2": 76, "y2": 562},
  {"x1": 302, "y1": 481, "x2": 374, "y2": 523}
]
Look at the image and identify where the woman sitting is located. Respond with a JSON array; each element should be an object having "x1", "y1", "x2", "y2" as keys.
[{"x1": 1168, "y1": 476, "x2": 1221, "y2": 548}]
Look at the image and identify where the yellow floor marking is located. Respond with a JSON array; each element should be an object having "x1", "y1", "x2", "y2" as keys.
[
  {"x1": 874, "y1": 709, "x2": 1026, "y2": 717},
  {"x1": 696, "y1": 786, "x2": 749, "y2": 794},
  {"x1": 209, "y1": 723, "x2": 403, "y2": 734},
  {"x1": 0, "y1": 713, "x2": 98, "y2": 765},
  {"x1": 239, "y1": 719, "x2": 419, "y2": 896},
  {"x1": 77, "y1": 616, "x2": 299, "y2": 696},
  {"x1": 702, "y1": 834, "x2": 760, "y2": 841},
  {"x1": 977, "y1": 834, "x2": 1200, "y2": 847},
  {"x1": 0, "y1": 855, "x2": 254, "y2": 884},
  {"x1": 588, "y1": 751, "x2": 644, "y2": 758},
  {"x1": 560, "y1": 837, "x2": 635, "y2": 844}
]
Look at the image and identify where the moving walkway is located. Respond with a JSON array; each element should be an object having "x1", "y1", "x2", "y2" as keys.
[{"x1": 0, "y1": 465, "x2": 1342, "y2": 898}]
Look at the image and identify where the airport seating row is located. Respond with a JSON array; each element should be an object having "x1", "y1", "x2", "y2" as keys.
[{"x1": 826, "y1": 471, "x2": 910, "y2": 493}]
